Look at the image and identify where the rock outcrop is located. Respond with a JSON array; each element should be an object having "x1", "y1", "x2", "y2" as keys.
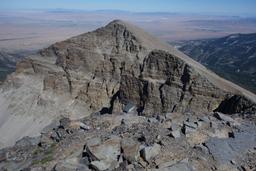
[{"x1": 0, "y1": 20, "x2": 256, "y2": 148}]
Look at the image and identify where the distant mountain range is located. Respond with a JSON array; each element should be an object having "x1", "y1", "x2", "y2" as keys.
[{"x1": 174, "y1": 33, "x2": 256, "y2": 93}]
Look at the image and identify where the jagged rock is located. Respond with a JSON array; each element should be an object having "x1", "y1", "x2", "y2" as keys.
[
  {"x1": 84, "y1": 136, "x2": 121, "y2": 170},
  {"x1": 119, "y1": 50, "x2": 227, "y2": 115},
  {"x1": 54, "y1": 158, "x2": 90, "y2": 171},
  {"x1": 56, "y1": 128, "x2": 68, "y2": 139},
  {"x1": 90, "y1": 160, "x2": 113, "y2": 171},
  {"x1": 182, "y1": 121, "x2": 199, "y2": 135},
  {"x1": 198, "y1": 116, "x2": 210, "y2": 123},
  {"x1": 148, "y1": 117, "x2": 159, "y2": 123},
  {"x1": 213, "y1": 112, "x2": 238, "y2": 126},
  {"x1": 184, "y1": 121, "x2": 198, "y2": 129},
  {"x1": 141, "y1": 143, "x2": 161, "y2": 162},
  {"x1": 79, "y1": 122, "x2": 91, "y2": 130},
  {"x1": 123, "y1": 103, "x2": 136, "y2": 113},
  {"x1": 165, "y1": 113, "x2": 173, "y2": 120},
  {"x1": 121, "y1": 138, "x2": 140, "y2": 162},
  {"x1": 69, "y1": 121, "x2": 91, "y2": 130},
  {"x1": 169, "y1": 130, "x2": 181, "y2": 139},
  {"x1": 156, "y1": 115, "x2": 165, "y2": 123},
  {"x1": 215, "y1": 94, "x2": 256, "y2": 114},
  {"x1": 86, "y1": 136, "x2": 121, "y2": 162}
]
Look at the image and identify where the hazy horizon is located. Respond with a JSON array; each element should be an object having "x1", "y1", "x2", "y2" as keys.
[
  {"x1": 1, "y1": 1, "x2": 256, "y2": 53},
  {"x1": 1, "y1": 0, "x2": 256, "y2": 17}
]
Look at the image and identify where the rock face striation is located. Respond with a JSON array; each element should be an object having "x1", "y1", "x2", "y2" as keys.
[{"x1": 0, "y1": 20, "x2": 256, "y2": 148}]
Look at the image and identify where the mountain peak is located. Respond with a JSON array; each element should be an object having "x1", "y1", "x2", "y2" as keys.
[
  {"x1": 107, "y1": 19, "x2": 128, "y2": 26},
  {"x1": 1, "y1": 20, "x2": 256, "y2": 149}
]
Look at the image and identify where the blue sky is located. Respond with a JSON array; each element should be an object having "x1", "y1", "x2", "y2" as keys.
[{"x1": 1, "y1": 0, "x2": 256, "y2": 16}]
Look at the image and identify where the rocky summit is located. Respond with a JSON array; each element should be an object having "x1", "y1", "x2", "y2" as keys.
[{"x1": 0, "y1": 20, "x2": 256, "y2": 171}]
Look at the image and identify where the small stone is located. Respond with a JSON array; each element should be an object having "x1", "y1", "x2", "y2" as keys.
[
  {"x1": 126, "y1": 164, "x2": 135, "y2": 171},
  {"x1": 123, "y1": 103, "x2": 136, "y2": 113},
  {"x1": 56, "y1": 128, "x2": 67, "y2": 139},
  {"x1": 90, "y1": 160, "x2": 112, "y2": 171},
  {"x1": 169, "y1": 130, "x2": 181, "y2": 139},
  {"x1": 163, "y1": 121, "x2": 172, "y2": 129},
  {"x1": 213, "y1": 112, "x2": 238, "y2": 125},
  {"x1": 156, "y1": 115, "x2": 165, "y2": 123},
  {"x1": 79, "y1": 122, "x2": 90, "y2": 130},
  {"x1": 158, "y1": 161, "x2": 176, "y2": 169},
  {"x1": 230, "y1": 160, "x2": 236, "y2": 165},
  {"x1": 184, "y1": 121, "x2": 198, "y2": 129},
  {"x1": 141, "y1": 143, "x2": 161, "y2": 162},
  {"x1": 182, "y1": 122, "x2": 198, "y2": 135},
  {"x1": 50, "y1": 132, "x2": 59, "y2": 141},
  {"x1": 80, "y1": 156, "x2": 90, "y2": 166},
  {"x1": 170, "y1": 124, "x2": 179, "y2": 131},
  {"x1": 165, "y1": 113, "x2": 173, "y2": 120},
  {"x1": 194, "y1": 144, "x2": 209, "y2": 154},
  {"x1": 121, "y1": 138, "x2": 140, "y2": 162},
  {"x1": 86, "y1": 137, "x2": 102, "y2": 147},
  {"x1": 210, "y1": 122, "x2": 218, "y2": 129},
  {"x1": 148, "y1": 118, "x2": 158, "y2": 123},
  {"x1": 198, "y1": 116, "x2": 210, "y2": 123}
]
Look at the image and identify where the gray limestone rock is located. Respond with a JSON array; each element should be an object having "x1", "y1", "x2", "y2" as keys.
[
  {"x1": 169, "y1": 130, "x2": 181, "y2": 139},
  {"x1": 121, "y1": 138, "x2": 140, "y2": 163},
  {"x1": 86, "y1": 136, "x2": 121, "y2": 162},
  {"x1": 163, "y1": 162, "x2": 194, "y2": 171},
  {"x1": 141, "y1": 143, "x2": 161, "y2": 162},
  {"x1": 205, "y1": 123, "x2": 256, "y2": 165}
]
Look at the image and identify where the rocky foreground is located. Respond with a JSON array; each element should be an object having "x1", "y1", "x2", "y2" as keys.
[{"x1": 0, "y1": 110, "x2": 255, "y2": 171}]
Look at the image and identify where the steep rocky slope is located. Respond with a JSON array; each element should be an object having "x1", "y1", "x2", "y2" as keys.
[
  {"x1": 0, "y1": 20, "x2": 256, "y2": 150},
  {"x1": 175, "y1": 33, "x2": 256, "y2": 93},
  {"x1": 0, "y1": 50, "x2": 34, "y2": 81}
]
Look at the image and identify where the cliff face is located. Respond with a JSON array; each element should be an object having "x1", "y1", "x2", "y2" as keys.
[
  {"x1": 0, "y1": 20, "x2": 256, "y2": 148},
  {"x1": 119, "y1": 50, "x2": 225, "y2": 114}
]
